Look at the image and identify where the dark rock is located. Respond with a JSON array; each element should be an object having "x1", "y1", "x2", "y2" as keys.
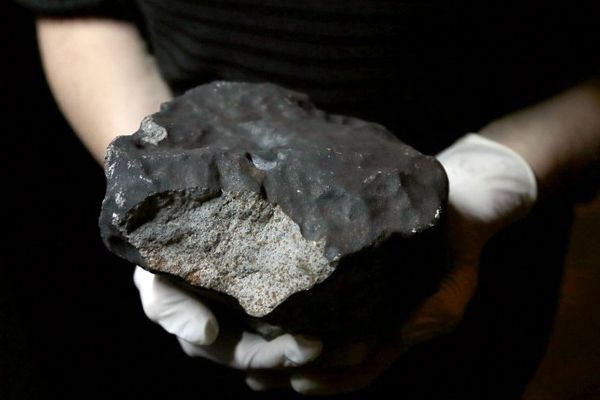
[{"x1": 100, "y1": 81, "x2": 448, "y2": 337}]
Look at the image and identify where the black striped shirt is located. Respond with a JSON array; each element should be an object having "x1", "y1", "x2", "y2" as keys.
[{"x1": 17, "y1": 0, "x2": 600, "y2": 152}]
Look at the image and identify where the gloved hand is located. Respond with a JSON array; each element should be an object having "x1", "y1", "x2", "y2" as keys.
[
  {"x1": 133, "y1": 267, "x2": 323, "y2": 370},
  {"x1": 252, "y1": 133, "x2": 538, "y2": 394},
  {"x1": 399, "y1": 133, "x2": 537, "y2": 346}
]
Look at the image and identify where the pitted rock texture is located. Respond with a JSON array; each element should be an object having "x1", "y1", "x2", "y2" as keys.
[{"x1": 99, "y1": 81, "x2": 448, "y2": 334}]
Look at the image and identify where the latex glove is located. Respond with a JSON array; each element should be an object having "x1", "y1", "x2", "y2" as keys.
[
  {"x1": 257, "y1": 134, "x2": 538, "y2": 395},
  {"x1": 133, "y1": 267, "x2": 323, "y2": 370}
]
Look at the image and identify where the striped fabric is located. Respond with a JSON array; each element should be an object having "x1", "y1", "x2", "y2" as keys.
[
  {"x1": 19, "y1": 0, "x2": 600, "y2": 152},
  {"x1": 134, "y1": 0, "x2": 464, "y2": 151},
  {"x1": 139, "y1": 2, "x2": 441, "y2": 104},
  {"x1": 133, "y1": 1, "x2": 599, "y2": 151}
]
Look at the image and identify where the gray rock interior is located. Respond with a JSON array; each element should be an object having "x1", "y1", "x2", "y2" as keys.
[{"x1": 127, "y1": 191, "x2": 332, "y2": 317}]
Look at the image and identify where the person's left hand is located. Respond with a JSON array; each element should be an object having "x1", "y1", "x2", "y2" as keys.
[{"x1": 245, "y1": 134, "x2": 538, "y2": 394}]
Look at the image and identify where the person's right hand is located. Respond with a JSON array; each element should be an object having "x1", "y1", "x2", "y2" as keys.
[
  {"x1": 133, "y1": 267, "x2": 323, "y2": 370},
  {"x1": 245, "y1": 133, "x2": 539, "y2": 395}
]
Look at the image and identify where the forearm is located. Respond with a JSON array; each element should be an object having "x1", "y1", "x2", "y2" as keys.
[
  {"x1": 480, "y1": 80, "x2": 600, "y2": 199},
  {"x1": 37, "y1": 17, "x2": 173, "y2": 164}
]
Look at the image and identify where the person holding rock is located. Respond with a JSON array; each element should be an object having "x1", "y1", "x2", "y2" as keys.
[{"x1": 18, "y1": 0, "x2": 600, "y2": 397}]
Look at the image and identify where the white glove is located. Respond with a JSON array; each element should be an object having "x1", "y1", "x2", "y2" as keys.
[
  {"x1": 437, "y1": 133, "x2": 537, "y2": 242},
  {"x1": 133, "y1": 267, "x2": 322, "y2": 370},
  {"x1": 279, "y1": 133, "x2": 539, "y2": 395}
]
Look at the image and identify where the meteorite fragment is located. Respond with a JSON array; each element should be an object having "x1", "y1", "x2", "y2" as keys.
[{"x1": 100, "y1": 82, "x2": 448, "y2": 337}]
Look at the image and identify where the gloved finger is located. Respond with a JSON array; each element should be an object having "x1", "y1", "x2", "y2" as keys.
[
  {"x1": 290, "y1": 336, "x2": 407, "y2": 395},
  {"x1": 133, "y1": 267, "x2": 218, "y2": 345},
  {"x1": 245, "y1": 371, "x2": 291, "y2": 391},
  {"x1": 400, "y1": 262, "x2": 478, "y2": 346},
  {"x1": 178, "y1": 330, "x2": 322, "y2": 370},
  {"x1": 233, "y1": 332, "x2": 322, "y2": 369}
]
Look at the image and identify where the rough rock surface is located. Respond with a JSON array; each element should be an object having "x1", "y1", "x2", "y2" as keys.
[{"x1": 99, "y1": 81, "x2": 448, "y2": 336}]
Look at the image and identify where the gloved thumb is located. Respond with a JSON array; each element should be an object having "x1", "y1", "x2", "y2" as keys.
[{"x1": 134, "y1": 267, "x2": 219, "y2": 345}]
